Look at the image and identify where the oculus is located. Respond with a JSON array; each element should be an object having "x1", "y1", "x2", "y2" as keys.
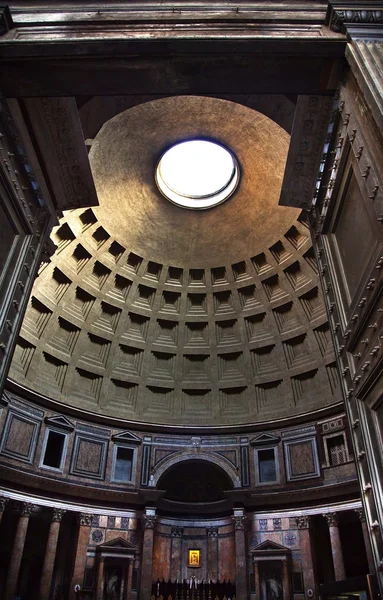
[{"x1": 156, "y1": 140, "x2": 239, "y2": 209}]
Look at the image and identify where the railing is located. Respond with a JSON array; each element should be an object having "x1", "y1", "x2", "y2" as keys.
[{"x1": 151, "y1": 579, "x2": 236, "y2": 600}]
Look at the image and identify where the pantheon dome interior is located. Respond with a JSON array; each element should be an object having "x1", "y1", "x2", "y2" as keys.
[{"x1": 0, "y1": 2, "x2": 382, "y2": 600}]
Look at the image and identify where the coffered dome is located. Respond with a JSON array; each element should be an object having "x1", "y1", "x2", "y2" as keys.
[{"x1": 9, "y1": 96, "x2": 339, "y2": 427}]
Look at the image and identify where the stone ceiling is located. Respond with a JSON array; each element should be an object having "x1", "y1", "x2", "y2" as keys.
[{"x1": 9, "y1": 96, "x2": 340, "y2": 427}]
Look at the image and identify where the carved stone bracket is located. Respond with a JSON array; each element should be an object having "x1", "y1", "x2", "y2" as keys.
[
  {"x1": 207, "y1": 526, "x2": 218, "y2": 537},
  {"x1": 323, "y1": 512, "x2": 339, "y2": 527},
  {"x1": 142, "y1": 514, "x2": 157, "y2": 530},
  {"x1": 171, "y1": 526, "x2": 184, "y2": 538},
  {"x1": 52, "y1": 508, "x2": 66, "y2": 523},
  {"x1": 296, "y1": 515, "x2": 311, "y2": 529},
  {"x1": 78, "y1": 512, "x2": 93, "y2": 527}
]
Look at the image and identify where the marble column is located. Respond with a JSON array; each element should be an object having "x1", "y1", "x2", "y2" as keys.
[
  {"x1": 171, "y1": 526, "x2": 184, "y2": 581},
  {"x1": 323, "y1": 512, "x2": 345, "y2": 581},
  {"x1": 355, "y1": 508, "x2": 375, "y2": 575},
  {"x1": 39, "y1": 508, "x2": 66, "y2": 600},
  {"x1": 96, "y1": 555, "x2": 105, "y2": 600},
  {"x1": 206, "y1": 527, "x2": 218, "y2": 582},
  {"x1": 140, "y1": 508, "x2": 157, "y2": 600},
  {"x1": 232, "y1": 508, "x2": 248, "y2": 600},
  {"x1": 70, "y1": 512, "x2": 92, "y2": 600},
  {"x1": 0, "y1": 496, "x2": 8, "y2": 526},
  {"x1": 297, "y1": 516, "x2": 317, "y2": 599},
  {"x1": 125, "y1": 557, "x2": 134, "y2": 600},
  {"x1": 4, "y1": 502, "x2": 35, "y2": 600}
]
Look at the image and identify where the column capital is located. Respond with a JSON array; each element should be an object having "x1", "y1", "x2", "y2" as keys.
[
  {"x1": 78, "y1": 512, "x2": 92, "y2": 527},
  {"x1": 206, "y1": 526, "x2": 218, "y2": 537},
  {"x1": 52, "y1": 508, "x2": 66, "y2": 523},
  {"x1": 354, "y1": 508, "x2": 366, "y2": 522},
  {"x1": 142, "y1": 514, "x2": 157, "y2": 529},
  {"x1": 0, "y1": 496, "x2": 9, "y2": 512},
  {"x1": 323, "y1": 512, "x2": 339, "y2": 527},
  {"x1": 297, "y1": 515, "x2": 311, "y2": 529},
  {"x1": 233, "y1": 514, "x2": 247, "y2": 530},
  {"x1": 171, "y1": 526, "x2": 184, "y2": 537},
  {"x1": 20, "y1": 502, "x2": 35, "y2": 517}
]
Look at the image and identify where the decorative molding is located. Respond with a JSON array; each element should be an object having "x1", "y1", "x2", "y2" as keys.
[{"x1": 330, "y1": 8, "x2": 383, "y2": 32}]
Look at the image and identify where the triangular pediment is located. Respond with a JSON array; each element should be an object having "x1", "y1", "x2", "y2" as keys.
[
  {"x1": 251, "y1": 539, "x2": 290, "y2": 554},
  {"x1": 98, "y1": 536, "x2": 137, "y2": 552},
  {"x1": 44, "y1": 414, "x2": 75, "y2": 431},
  {"x1": 250, "y1": 433, "x2": 280, "y2": 446},
  {"x1": 111, "y1": 431, "x2": 141, "y2": 444}
]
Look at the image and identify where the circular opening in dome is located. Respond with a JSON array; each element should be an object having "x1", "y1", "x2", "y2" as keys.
[{"x1": 156, "y1": 140, "x2": 240, "y2": 209}]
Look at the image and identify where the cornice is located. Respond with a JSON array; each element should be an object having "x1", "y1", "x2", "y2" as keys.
[{"x1": 327, "y1": 2, "x2": 383, "y2": 34}]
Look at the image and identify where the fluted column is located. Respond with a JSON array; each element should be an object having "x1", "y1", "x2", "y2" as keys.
[
  {"x1": 4, "y1": 502, "x2": 35, "y2": 600},
  {"x1": 232, "y1": 508, "x2": 248, "y2": 600},
  {"x1": 206, "y1": 527, "x2": 218, "y2": 582},
  {"x1": 70, "y1": 513, "x2": 92, "y2": 600},
  {"x1": 140, "y1": 508, "x2": 157, "y2": 600},
  {"x1": 355, "y1": 508, "x2": 375, "y2": 575},
  {"x1": 96, "y1": 555, "x2": 105, "y2": 600},
  {"x1": 323, "y1": 512, "x2": 345, "y2": 581},
  {"x1": 39, "y1": 508, "x2": 66, "y2": 600},
  {"x1": 297, "y1": 516, "x2": 317, "y2": 599},
  {"x1": 0, "y1": 496, "x2": 8, "y2": 527}
]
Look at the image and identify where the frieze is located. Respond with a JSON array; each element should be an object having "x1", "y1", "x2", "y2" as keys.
[
  {"x1": 171, "y1": 526, "x2": 184, "y2": 538},
  {"x1": 9, "y1": 397, "x2": 44, "y2": 419}
]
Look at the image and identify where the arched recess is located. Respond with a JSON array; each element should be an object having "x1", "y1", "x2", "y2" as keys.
[{"x1": 151, "y1": 451, "x2": 240, "y2": 490}]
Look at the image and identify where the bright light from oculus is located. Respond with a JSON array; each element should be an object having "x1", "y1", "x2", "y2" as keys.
[{"x1": 156, "y1": 140, "x2": 239, "y2": 209}]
